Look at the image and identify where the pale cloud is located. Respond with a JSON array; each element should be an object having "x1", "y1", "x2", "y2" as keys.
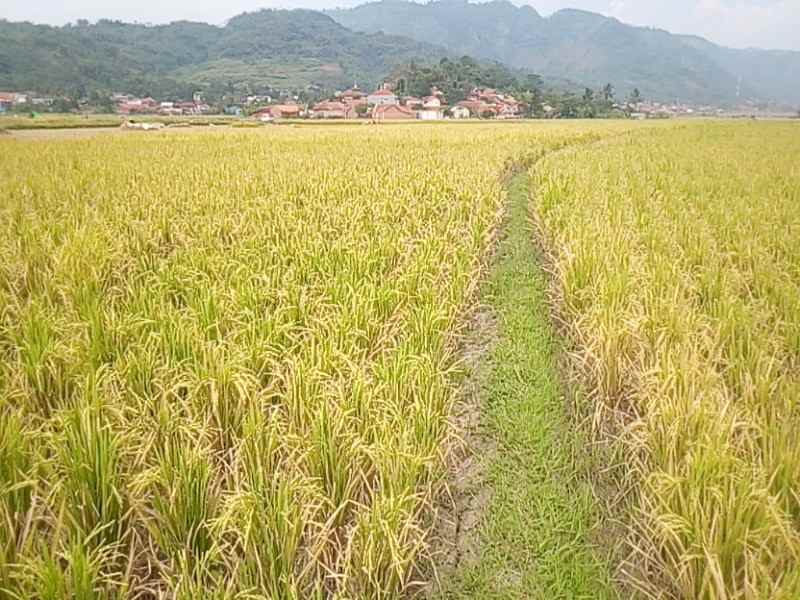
[{"x1": 2, "y1": 0, "x2": 798, "y2": 51}]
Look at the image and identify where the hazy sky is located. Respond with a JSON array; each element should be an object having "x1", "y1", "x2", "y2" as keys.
[{"x1": 2, "y1": 0, "x2": 798, "y2": 51}]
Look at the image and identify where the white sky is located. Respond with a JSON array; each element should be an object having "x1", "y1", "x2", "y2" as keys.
[{"x1": 2, "y1": 0, "x2": 798, "y2": 51}]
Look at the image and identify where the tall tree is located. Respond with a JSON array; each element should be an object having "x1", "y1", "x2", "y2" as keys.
[{"x1": 391, "y1": 57, "x2": 541, "y2": 104}]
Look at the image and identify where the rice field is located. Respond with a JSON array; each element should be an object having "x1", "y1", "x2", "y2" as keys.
[
  {"x1": 4, "y1": 120, "x2": 796, "y2": 600},
  {"x1": 0, "y1": 114, "x2": 239, "y2": 131},
  {"x1": 0, "y1": 122, "x2": 639, "y2": 599},
  {"x1": 534, "y1": 121, "x2": 800, "y2": 598}
]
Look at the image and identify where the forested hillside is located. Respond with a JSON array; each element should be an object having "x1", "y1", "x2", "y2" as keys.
[{"x1": 0, "y1": 10, "x2": 443, "y2": 97}]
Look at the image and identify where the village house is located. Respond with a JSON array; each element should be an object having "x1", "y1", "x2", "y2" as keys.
[
  {"x1": 250, "y1": 107, "x2": 271, "y2": 120},
  {"x1": 417, "y1": 94, "x2": 446, "y2": 120},
  {"x1": 457, "y1": 88, "x2": 522, "y2": 119},
  {"x1": 112, "y1": 94, "x2": 209, "y2": 116},
  {"x1": 0, "y1": 92, "x2": 29, "y2": 112},
  {"x1": 159, "y1": 101, "x2": 182, "y2": 116},
  {"x1": 117, "y1": 96, "x2": 159, "y2": 115},
  {"x1": 496, "y1": 101, "x2": 521, "y2": 119},
  {"x1": 372, "y1": 104, "x2": 415, "y2": 120},
  {"x1": 176, "y1": 101, "x2": 211, "y2": 115},
  {"x1": 337, "y1": 87, "x2": 365, "y2": 102},
  {"x1": 274, "y1": 104, "x2": 302, "y2": 118},
  {"x1": 119, "y1": 101, "x2": 154, "y2": 115},
  {"x1": 311, "y1": 100, "x2": 347, "y2": 119},
  {"x1": 478, "y1": 88, "x2": 497, "y2": 101},
  {"x1": 252, "y1": 103, "x2": 302, "y2": 119},
  {"x1": 254, "y1": 110, "x2": 274, "y2": 123},
  {"x1": 457, "y1": 99, "x2": 495, "y2": 118},
  {"x1": 450, "y1": 105, "x2": 470, "y2": 119},
  {"x1": 367, "y1": 85, "x2": 398, "y2": 106},
  {"x1": 343, "y1": 98, "x2": 368, "y2": 119},
  {"x1": 246, "y1": 94, "x2": 272, "y2": 105},
  {"x1": 336, "y1": 88, "x2": 369, "y2": 119},
  {"x1": 308, "y1": 85, "x2": 398, "y2": 119},
  {"x1": 402, "y1": 96, "x2": 423, "y2": 109}
]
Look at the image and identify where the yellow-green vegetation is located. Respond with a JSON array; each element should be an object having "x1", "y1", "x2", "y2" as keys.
[
  {"x1": 0, "y1": 122, "x2": 639, "y2": 598},
  {"x1": 0, "y1": 113, "x2": 239, "y2": 130},
  {"x1": 534, "y1": 122, "x2": 800, "y2": 598}
]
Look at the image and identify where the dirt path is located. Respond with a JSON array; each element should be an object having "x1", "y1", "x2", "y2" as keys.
[{"x1": 428, "y1": 171, "x2": 617, "y2": 599}]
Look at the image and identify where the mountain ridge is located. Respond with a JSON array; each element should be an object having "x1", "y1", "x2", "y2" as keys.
[
  {"x1": 2, "y1": 2, "x2": 799, "y2": 106},
  {"x1": 328, "y1": 0, "x2": 800, "y2": 105}
]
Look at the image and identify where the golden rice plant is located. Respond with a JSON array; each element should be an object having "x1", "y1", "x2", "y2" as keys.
[
  {"x1": 534, "y1": 121, "x2": 800, "y2": 598},
  {"x1": 0, "y1": 121, "x2": 646, "y2": 598}
]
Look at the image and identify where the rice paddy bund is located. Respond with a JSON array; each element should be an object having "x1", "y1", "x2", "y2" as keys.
[
  {"x1": 0, "y1": 123, "x2": 635, "y2": 599},
  {"x1": 534, "y1": 121, "x2": 800, "y2": 598}
]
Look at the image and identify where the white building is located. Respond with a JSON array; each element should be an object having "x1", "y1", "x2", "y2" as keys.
[
  {"x1": 417, "y1": 108, "x2": 444, "y2": 120},
  {"x1": 367, "y1": 87, "x2": 398, "y2": 106},
  {"x1": 417, "y1": 96, "x2": 444, "y2": 120}
]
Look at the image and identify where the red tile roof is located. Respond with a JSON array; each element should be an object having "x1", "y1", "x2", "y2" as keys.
[
  {"x1": 457, "y1": 100, "x2": 497, "y2": 115},
  {"x1": 270, "y1": 104, "x2": 301, "y2": 116},
  {"x1": 373, "y1": 104, "x2": 415, "y2": 119},
  {"x1": 313, "y1": 101, "x2": 346, "y2": 111}
]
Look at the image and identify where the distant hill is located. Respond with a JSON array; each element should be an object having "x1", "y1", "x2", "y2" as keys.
[
  {"x1": 4, "y1": 2, "x2": 798, "y2": 106},
  {"x1": 328, "y1": 0, "x2": 800, "y2": 105},
  {"x1": 0, "y1": 10, "x2": 444, "y2": 98}
]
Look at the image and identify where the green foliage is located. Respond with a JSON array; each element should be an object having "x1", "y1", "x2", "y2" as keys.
[
  {"x1": 392, "y1": 56, "x2": 541, "y2": 104},
  {"x1": 57, "y1": 394, "x2": 128, "y2": 547},
  {"x1": 0, "y1": 10, "x2": 443, "y2": 99},
  {"x1": 434, "y1": 173, "x2": 615, "y2": 599},
  {"x1": 21, "y1": 541, "x2": 120, "y2": 600}
]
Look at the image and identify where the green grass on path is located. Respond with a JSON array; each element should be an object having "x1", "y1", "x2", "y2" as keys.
[{"x1": 434, "y1": 173, "x2": 616, "y2": 599}]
